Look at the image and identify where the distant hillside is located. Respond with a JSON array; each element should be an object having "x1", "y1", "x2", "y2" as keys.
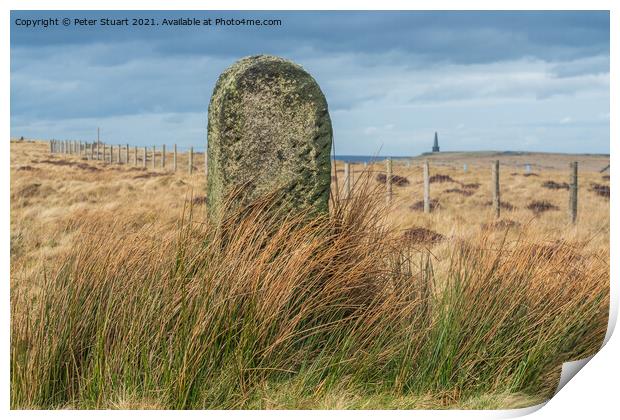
[{"x1": 410, "y1": 151, "x2": 610, "y2": 172}]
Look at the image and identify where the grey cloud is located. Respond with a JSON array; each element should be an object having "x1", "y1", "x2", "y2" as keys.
[
  {"x1": 10, "y1": 11, "x2": 610, "y2": 155},
  {"x1": 550, "y1": 55, "x2": 609, "y2": 78}
]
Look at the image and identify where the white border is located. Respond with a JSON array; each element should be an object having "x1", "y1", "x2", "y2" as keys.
[{"x1": 3, "y1": 1, "x2": 617, "y2": 418}]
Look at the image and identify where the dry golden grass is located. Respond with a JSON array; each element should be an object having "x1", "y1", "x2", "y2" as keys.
[
  {"x1": 11, "y1": 140, "x2": 207, "y2": 298},
  {"x1": 10, "y1": 140, "x2": 609, "y2": 409},
  {"x1": 332, "y1": 153, "x2": 609, "y2": 286}
]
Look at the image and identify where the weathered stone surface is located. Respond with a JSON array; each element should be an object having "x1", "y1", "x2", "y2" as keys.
[{"x1": 207, "y1": 55, "x2": 333, "y2": 218}]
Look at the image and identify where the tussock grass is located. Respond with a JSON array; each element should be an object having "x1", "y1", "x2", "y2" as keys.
[
  {"x1": 10, "y1": 142, "x2": 609, "y2": 409},
  {"x1": 11, "y1": 184, "x2": 607, "y2": 409}
]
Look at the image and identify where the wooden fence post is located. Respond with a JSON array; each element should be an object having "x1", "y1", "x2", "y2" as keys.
[
  {"x1": 492, "y1": 160, "x2": 500, "y2": 219},
  {"x1": 96, "y1": 142, "x2": 100, "y2": 160},
  {"x1": 49, "y1": 140, "x2": 53, "y2": 154},
  {"x1": 143, "y1": 147, "x2": 147, "y2": 168},
  {"x1": 133, "y1": 146, "x2": 138, "y2": 166},
  {"x1": 386, "y1": 158, "x2": 392, "y2": 204},
  {"x1": 173, "y1": 144, "x2": 177, "y2": 172},
  {"x1": 423, "y1": 160, "x2": 430, "y2": 213},
  {"x1": 343, "y1": 162, "x2": 351, "y2": 200},
  {"x1": 569, "y1": 161, "x2": 578, "y2": 224},
  {"x1": 152, "y1": 146, "x2": 156, "y2": 169},
  {"x1": 125, "y1": 144, "x2": 129, "y2": 164},
  {"x1": 117, "y1": 144, "x2": 121, "y2": 164},
  {"x1": 162, "y1": 145, "x2": 166, "y2": 168},
  {"x1": 189, "y1": 147, "x2": 194, "y2": 175}
]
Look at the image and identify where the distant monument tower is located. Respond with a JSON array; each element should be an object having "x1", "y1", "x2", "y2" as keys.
[{"x1": 432, "y1": 132, "x2": 440, "y2": 153}]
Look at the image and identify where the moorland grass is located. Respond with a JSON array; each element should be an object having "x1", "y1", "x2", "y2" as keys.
[{"x1": 10, "y1": 180, "x2": 608, "y2": 409}]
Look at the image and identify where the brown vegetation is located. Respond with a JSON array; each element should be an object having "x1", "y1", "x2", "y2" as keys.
[
  {"x1": 444, "y1": 188, "x2": 474, "y2": 197},
  {"x1": 402, "y1": 226, "x2": 445, "y2": 245},
  {"x1": 590, "y1": 183, "x2": 610, "y2": 198},
  {"x1": 410, "y1": 199, "x2": 441, "y2": 212},
  {"x1": 10, "y1": 142, "x2": 610, "y2": 409},
  {"x1": 527, "y1": 200, "x2": 559, "y2": 214},
  {"x1": 542, "y1": 180, "x2": 569, "y2": 190},
  {"x1": 484, "y1": 200, "x2": 515, "y2": 211},
  {"x1": 429, "y1": 174, "x2": 455, "y2": 183},
  {"x1": 376, "y1": 173, "x2": 410, "y2": 186}
]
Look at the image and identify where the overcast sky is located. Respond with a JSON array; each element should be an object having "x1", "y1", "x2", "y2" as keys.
[{"x1": 10, "y1": 10, "x2": 609, "y2": 155}]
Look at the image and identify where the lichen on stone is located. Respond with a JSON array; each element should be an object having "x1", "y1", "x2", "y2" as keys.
[{"x1": 207, "y1": 55, "x2": 333, "y2": 219}]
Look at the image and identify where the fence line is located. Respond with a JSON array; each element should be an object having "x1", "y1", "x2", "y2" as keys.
[
  {"x1": 189, "y1": 147, "x2": 194, "y2": 175},
  {"x1": 492, "y1": 160, "x2": 500, "y2": 219},
  {"x1": 174, "y1": 144, "x2": 178, "y2": 172},
  {"x1": 343, "y1": 162, "x2": 351, "y2": 200},
  {"x1": 46, "y1": 140, "x2": 585, "y2": 224},
  {"x1": 569, "y1": 161, "x2": 578, "y2": 224},
  {"x1": 386, "y1": 158, "x2": 392, "y2": 204},
  {"x1": 48, "y1": 140, "x2": 205, "y2": 174},
  {"x1": 423, "y1": 160, "x2": 430, "y2": 214},
  {"x1": 330, "y1": 157, "x2": 584, "y2": 224}
]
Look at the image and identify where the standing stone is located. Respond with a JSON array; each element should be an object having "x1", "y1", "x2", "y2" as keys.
[{"x1": 207, "y1": 55, "x2": 333, "y2": 218}]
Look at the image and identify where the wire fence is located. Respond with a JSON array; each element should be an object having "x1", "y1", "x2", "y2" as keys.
[
  {"x1": 48, "y1": 139, "x2": 582, "y2": 224},
  {"x1": 48, "y1": 139, "x2": 207, "y2": 175}
]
